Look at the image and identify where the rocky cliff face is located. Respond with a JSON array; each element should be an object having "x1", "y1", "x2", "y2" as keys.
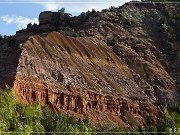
[
  {"x1": 0, "y1": 2, "x2": 179, "y2": 127},
  {"x1": 12, "y1": 32, "x2": 162, "y2": 126}
]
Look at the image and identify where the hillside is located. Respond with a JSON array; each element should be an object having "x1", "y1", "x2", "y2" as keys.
[{"x1": 0, "y1": 1, "x2": 179, "y2": 127}]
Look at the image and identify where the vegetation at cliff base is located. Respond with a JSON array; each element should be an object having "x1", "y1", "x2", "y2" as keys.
[
  {"x1": 41, "y1": 106, "x2": 95, "y2": 134},
  {"x1": 0, "y1": 87, "x2": 180, "y2": 134},
  {"x1": 0, "y1": 87, "x2": 95, "y2": 134},
  {"x1": 0, "y1": 87, "x2": 44, "y2": 133}
]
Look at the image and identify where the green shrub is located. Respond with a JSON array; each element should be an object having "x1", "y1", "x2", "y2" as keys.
[
  {"x1": 0, "y1": 35, "x2": 2, "y2": 40},
  {"x1": 0, "y1": 86, "x2": 16, "y2": 132},
  {"x1": 157, "y1": 106, "x2": 174, "y2": 132},
  {"x1": 27, "y1": 23, "x2": 32, "y2": 28},
  {"x1": 41, "y1": 106, "x2": 95, "y2": 134},
  {"x1": 160, "y1": 16, "x2": 167, "y2": 24},
  {"x1": 79, "y1": 31, "x2": 86, "y2": 37},
  {"x1": 8, "y1": 38, "x2": 16, "y2": 47},
  {"x1": 164, "y1": 41, "x2": 175, "y2": 51},
  {"x1": 65, "y1": 21, "x2": 77, "y2": 28},
  {"x1": 175, "y1": 14, "x2": 180, "y2": 20},
  {"x1": 107, "y1": 37, "x2": 118, "y2": 47},
  {"x1": 174, "y1": 104, "x2": 180, "y2": 114},
  {"x1": 0, "y1": 87, "x2": 44, "y2": 134},
  {"x1": 96, "y1": 124, "x2": 126, "y2": 135},
  {"x1": 58, "y1": 8, "x2": 65, "y2": 13},
  {"x1": 79, "y1": 12, "x2": 89, "y2": 22},
  {"x1": 109, "y1": 6, "x2": 116, "y2": 12}
]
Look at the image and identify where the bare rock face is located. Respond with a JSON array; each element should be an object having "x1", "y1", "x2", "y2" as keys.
[
  {"x1": 39, "y1": 11, "x2": 53, "y2": 25},
  {"x1": 0, "y1": 31, "x2": 175, "y2": 126},
  {"x1": 39, "y1": 11, "x2": 71, "y2": 25},
  {"x1": 5, "y1": 32, "x2": 164, "y2": 126}
]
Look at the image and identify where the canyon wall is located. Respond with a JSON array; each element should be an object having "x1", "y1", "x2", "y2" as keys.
[
  {"x1": 11, "y1": 32, "x2": 168, "y2": 126},
  {"x1": 14, "y1": 74, "x2": 161, "y2": 126}
]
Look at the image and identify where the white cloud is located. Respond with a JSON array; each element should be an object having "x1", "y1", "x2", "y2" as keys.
[
  {"x1": 35, "y1": 0, "x2": 59, "y2": 11},
  {"x1": 1, "y1": 15, "x2": 39, "y2": 29},
  {"x1": 2, "y1": 0, "x2": 139, "y2": 14},
  {"x1": 32, "y1": 0, "x2": 134, "y2": 13}
]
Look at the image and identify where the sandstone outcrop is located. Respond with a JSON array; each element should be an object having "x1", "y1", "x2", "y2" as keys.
[{"x1": 39, "y1": 11, "x2": 72, "y2": 25}]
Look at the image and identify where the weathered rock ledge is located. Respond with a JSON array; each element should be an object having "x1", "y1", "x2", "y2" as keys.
[{"x1": 14, "y1": 75, "x2": 161, "y2": 126}]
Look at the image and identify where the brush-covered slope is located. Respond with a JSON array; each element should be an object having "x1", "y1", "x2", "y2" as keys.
[{"x1": 73, "y1": 2, "x2": 180, "y2": 104}]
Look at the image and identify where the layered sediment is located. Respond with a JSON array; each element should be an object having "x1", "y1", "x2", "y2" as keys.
[{"x1": 11, "y1": 32, "x2": 164, "y2": 126}]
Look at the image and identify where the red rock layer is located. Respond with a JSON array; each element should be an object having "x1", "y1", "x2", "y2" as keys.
[{"x1": 14, "y1": 75, "x2": 161, "y2": 126}]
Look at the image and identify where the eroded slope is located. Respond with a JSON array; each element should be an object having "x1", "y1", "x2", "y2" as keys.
[{"x1": 12, "y1": 32, "x2": 170, "y2": 126}]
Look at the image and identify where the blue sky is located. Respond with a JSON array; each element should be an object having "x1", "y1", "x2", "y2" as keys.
[{"x1": 0, "y1": 0, "x2": 134, "y2": 36}]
